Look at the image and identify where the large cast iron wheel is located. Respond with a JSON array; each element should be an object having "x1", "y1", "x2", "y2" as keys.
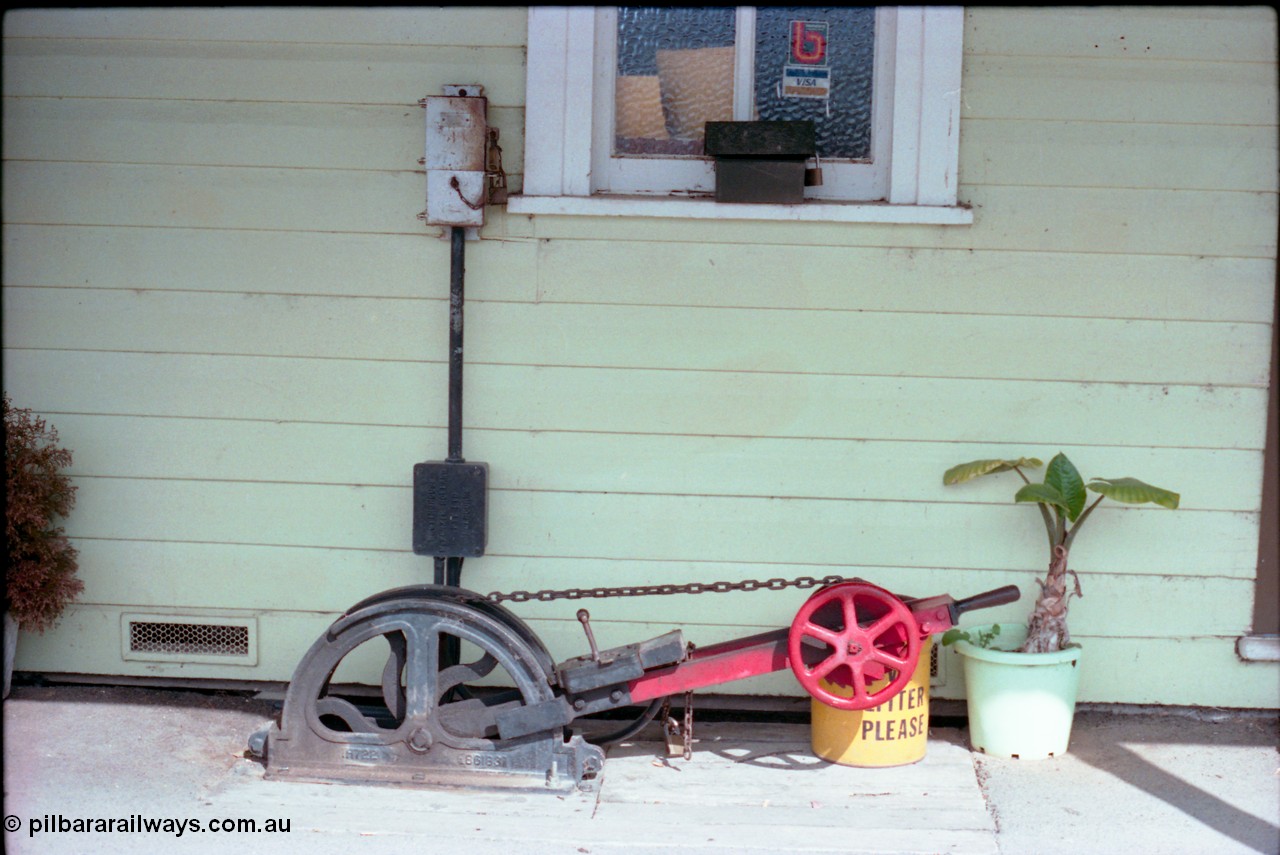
[{"x1": 278, "y1": 591, "x2": 557, "y2": 752}]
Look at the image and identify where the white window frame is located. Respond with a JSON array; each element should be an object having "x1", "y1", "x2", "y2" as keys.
[
  {"x1": 511, "y1": 6, "x2": 971, "y2": 225},
  {"x1": 590, "y1": 7, "x2": 896, "y2": 200}
]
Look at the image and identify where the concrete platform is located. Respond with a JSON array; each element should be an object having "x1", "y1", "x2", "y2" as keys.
[{"x1": 2, "y1": 685, "x2": 1277, "y2": 854}]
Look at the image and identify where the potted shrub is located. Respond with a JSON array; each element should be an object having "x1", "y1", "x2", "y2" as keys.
[
  {"x1": 941, "y1": 453, "x2": 1179, "y2": 758},
  {"x1": 4, "y1": 395, "x2": 83, "y2": 697}
]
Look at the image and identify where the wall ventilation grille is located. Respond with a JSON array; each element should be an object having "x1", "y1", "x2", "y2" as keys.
[
  {"x1": 122, "y1": 614, "x2": 257, "y2": 665},
  {"x1": 130, "y1": 621, "x2": 249, "y2": 657}
]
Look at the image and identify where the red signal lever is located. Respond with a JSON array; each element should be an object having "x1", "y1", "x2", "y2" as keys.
[{"x1": 626, "y1": 582, "x2": 1021, "y2": 709}]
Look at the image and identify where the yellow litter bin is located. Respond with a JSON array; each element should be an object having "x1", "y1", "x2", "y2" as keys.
[{"x1": 810, "y1": 638, "x2": 933, "y2": 767}]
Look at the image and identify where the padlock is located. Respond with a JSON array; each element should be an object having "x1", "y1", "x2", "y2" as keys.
[{"x1": 805, "y1": 156, "x2": 824, "y2": 187}]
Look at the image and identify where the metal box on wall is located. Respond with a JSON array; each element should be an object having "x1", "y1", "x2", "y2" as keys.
[
  {"x1": 703, "y1": 121, "x2": 816, "y2": 204},
  {"x1": 424, "y1": 87, "x2": 490, "y2": 227},
  {"x1": 412, "y1": 461, "x2": 488, "y2": 557}
]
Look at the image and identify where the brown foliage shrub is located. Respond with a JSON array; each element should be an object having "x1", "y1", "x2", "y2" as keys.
[{"x1": 4, "y1": 395, "x2": 83, "y2": 632}]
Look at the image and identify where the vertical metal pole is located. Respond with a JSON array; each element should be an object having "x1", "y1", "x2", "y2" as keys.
[
  {"x1": 447, "y1": 225, "x2": 466, "y2": 464},
  {"x1": 435, "y1": 226, "x2": 467, "y2": 587}
]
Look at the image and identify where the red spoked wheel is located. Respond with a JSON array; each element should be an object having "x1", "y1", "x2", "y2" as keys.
[{"x1": 788, "y1": 581, "x2": 921, "y2": 711}]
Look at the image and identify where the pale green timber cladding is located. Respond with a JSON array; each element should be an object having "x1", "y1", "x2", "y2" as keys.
[{"x1": 2, "y1": 7, "x2": 1277, "y2": 707}]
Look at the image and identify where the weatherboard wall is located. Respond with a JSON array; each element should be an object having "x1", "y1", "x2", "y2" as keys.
[{"x1": 2, "y1": 7, "x2": 1276, "y2": 706}]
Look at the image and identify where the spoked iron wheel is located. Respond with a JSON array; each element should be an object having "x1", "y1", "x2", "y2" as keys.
[
  {"x1": 788, "y1": 581, "x2": 921, "y2": 711},
  {"x1": 262, "y1": 587, "x2": 605, "y2": 790},
  {"x1": 282, "y1": 592, "x2": 557, "y2": 752}
]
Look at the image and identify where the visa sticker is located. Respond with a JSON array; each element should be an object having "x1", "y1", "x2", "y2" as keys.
[{"x1": 782, "y1": 65, "x2": 830, "y2": 99}]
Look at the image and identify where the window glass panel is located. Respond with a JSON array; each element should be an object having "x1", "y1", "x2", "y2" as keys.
[
  {"x1": 615, "y1": 7, "x2": 736, "y2": 156},
  {"x1": 753, "y1": 7, "x2": 875, "y2": 161}
]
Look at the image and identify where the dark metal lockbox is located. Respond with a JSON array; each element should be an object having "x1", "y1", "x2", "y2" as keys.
[{"x1": 703, "y1": 121, "x2": 816, "y2": 204}]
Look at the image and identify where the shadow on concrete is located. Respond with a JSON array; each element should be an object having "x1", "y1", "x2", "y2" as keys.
[
  {"x1": 1068, "y1": 712, "x2": 1279, "y2": 855},
  {"x1": 1083, "y1": 743, "x2": 1277, "y2": 854},
  {"x1": 10, "y1": 680, "x2": 277, "y2": 716}
]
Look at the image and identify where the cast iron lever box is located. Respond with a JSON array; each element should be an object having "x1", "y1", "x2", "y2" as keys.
[{"x1": 703, "y1": 121, "x2": 816, "y2": 204}]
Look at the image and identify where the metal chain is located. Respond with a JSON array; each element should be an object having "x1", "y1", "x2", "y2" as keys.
[
  {"x1": 658, "y1": 694, "x2": 695, "y2": 761},
  {"x1": 682, "y1": 690, "x2": 694, "y2": 761},
  {"x1": 485, "y1": 573, "x2": 849, "y2": 605}
]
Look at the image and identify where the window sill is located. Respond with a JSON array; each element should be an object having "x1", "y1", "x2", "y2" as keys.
[
  {"x1": 1236, "y1": 635, "x2": 1280, "y2": 662},
  {"x1": 507, "y1": 194, "x2": 973, "y2": 225}
]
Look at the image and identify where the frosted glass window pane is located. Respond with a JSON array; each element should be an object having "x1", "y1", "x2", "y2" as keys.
[
  {"x1": 615, "y1": 7, "x2": 736, "y2": 156},
  {"x1": 754, "y1": 7, "x2": 875, "y2": 161}
]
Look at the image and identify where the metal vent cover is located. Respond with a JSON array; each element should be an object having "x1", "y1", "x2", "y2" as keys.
[
  {"x1": 122, "y1": 614, "x2": 257, "y2": 665},
  {"x1": 929, "y1": 641, "x2": 947, "y2": 687}
]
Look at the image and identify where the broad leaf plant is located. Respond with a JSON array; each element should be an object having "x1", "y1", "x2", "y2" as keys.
[{"x1": 943, "y1": 453, "x2": 1179, "y2": 654}]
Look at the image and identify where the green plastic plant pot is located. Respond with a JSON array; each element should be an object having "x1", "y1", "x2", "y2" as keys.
[{"x1": 953, "y1": 623, "x2": 1082, "y2": 760}]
